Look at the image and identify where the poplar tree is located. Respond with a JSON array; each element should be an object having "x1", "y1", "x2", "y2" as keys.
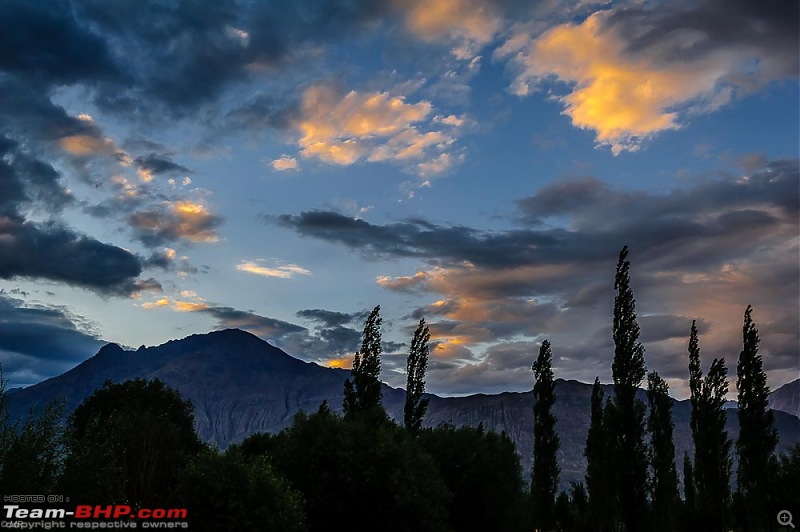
[
  {"x1": 646, "y1": 371, "x2": 679, "y2": 532},
  {"x1": 531, "y1": 339, "x2": 559, "y2": 530},
  {"x1": 584, "y1": 378, "x2": 614, "y2": 531},
  {"x1": 736, "y1": 305, "x2": 778, "y2": 530},
  {"x1": 609, "y1": 246, "x2": 648, "y2": 531},
  {"x1": 688, "y1": 321, "x2": 732, "y2": 532},
  {"x1": 343, "y1": 305, "x2": 383, "y2": 416},
  {"x1": 404, "y1": 318, "x2": 430, "y2": 435}
]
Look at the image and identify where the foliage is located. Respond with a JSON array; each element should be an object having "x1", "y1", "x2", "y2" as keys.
[
  {"x1": 686, "y1": 320, "x2": 733, "y2": 531},
  {"x1": 267, "y1": 404, "x2": 450, "y2": 532},
  {"x1": 531, "y1": 339, "x2": 560, "y2": 530},
  {"x1": 646, "y1": 371, "x2": 679, "y2": 532},
  {"x1": 735, "y1": 305, "x2": 779, "y2": 531},
  {"x1": 610, "y1": 245, "x2": 649, "y2": 531},
  {"x1": 62, "y1": 378, "x2": 202, "y2": 505},
  {"x1": 343, "y1": 305, "x2": 384, "y2": 418},
  {"x1": 418, "y1": 423, "x2": 527, "y2": 532},
  {"x1": 404, "y1": 318, "x2": 431, "y2": 435},
  {"x1": 584, "y1": 378, "x2": 615, "y2": 531},
  {"x1": 181, "y1": 446, "x2": 305, "y2": 532}
]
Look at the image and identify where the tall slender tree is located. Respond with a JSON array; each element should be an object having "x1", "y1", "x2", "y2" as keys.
[
  {"x1": 689, "y1": 330, "x2": 733, "y2": 532},
  {"x1": 688, "y1": 320, "x2": 732, "y2": 531},
  {"x1": 531, "y1": 339, "x2": 560, "y2": 530},
  {"x1": 404, "y1": 318, "x2": 430, "y2": 435},
  {"x1": 736, "y1": 305, "x2": 778, "y2": 530},
  {"x1": 584, "y1": 378, "x2": 614, "y2": 532},
  {"x1": 646, "y1": 371, "x2": 679, "y2": 532},
  {"x1": 343, "y1": 305, "x2": 384, "y2": 416},
  {"x1": 609, "y1": 245, "x2": 649, "y2": 531},
  {"x1": 682, "y1": 453, "x2": 697, "y2": 531}
]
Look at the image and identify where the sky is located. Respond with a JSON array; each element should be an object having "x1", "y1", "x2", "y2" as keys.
[{"x1": 0, "y1": 0, "x2": 798, "y2": 398}]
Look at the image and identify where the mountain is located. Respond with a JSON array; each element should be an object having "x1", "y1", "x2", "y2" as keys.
[
  {"x1": 6, "y1": 329, "x2": 800, "y2": 489},
  {"x1": 769, "y1": 378, "x2": 800, "y2": 418}
]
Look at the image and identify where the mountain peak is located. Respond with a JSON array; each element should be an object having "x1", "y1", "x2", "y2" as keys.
[{"x1": 95, "y1": 343, "x2": 126, "y2": 357}]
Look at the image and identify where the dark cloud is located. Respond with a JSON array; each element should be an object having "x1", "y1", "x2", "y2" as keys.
[
  {"x1": 0, "y1": 135, "x2": 149, "y2": 295},
  {"x1": 0, "y1": 0, "x2": 119, "y2": 85},
  {"x1": 129, "y1": 202, "x2": 223, "y2": 247},
  {"x1": 296, "y1": 308, "x2": 363, "y2": 327},
  {"x1": 605, "y1": 0, "x2": 799, "y2": 78},
  {"x1": 275, "y1": 159, "x2": 799, "y2": 392},
  {"x1": 134, "y1": 154, "x2": 191, "y2": 177},
  {"x1": 0, "y1": 293, "x2": 104, "y2": 387}
]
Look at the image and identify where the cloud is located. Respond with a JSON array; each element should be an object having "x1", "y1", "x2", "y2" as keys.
[
  {"x1": 497, "y1": 1, "x2": 799, "y2": 153},
  {"x1": 296, "y1": 308, "x2": 366, "y2": 328},
  {"x1": 0, "y1": 293, "x2": 105, "y2": 387},
  {"x1": 236, "y1": 260, "x2": 311, "y2": 279},
  {"x1": 271, "y1": 155, "x2": 299, "y2": 171},
  {"x1": 276, "y1": 159, "x2": 799, "y2": 394},
  {"x1": 398, "y1": 0, "x2": 501, "y2": 45},
  {"x1": 0, "y1": 137, "x2": 151, "y2": 295},
  {"x1": 129, "y1": 200, "x2": 222, "y2": 247},
  {"x1": 133, "y1": 154, "x2": 191, "y2": 183},
  {"x1": 294, "y1": 84, "x2": 459, "y2": 175}
]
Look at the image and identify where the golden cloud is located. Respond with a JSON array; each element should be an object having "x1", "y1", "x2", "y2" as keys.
[
  {"x1": 236, "y1": 260, "x2": 311, "y2": 279},
  {"x1": 295, "y1": 84, "x2": 458, "y2": 175},
  {"x1": 271, "y1": 155, "x2": 299, "y2": 171},
  {"x1": 399, "y1": 0, "x2": 500, "y2": 45},
  {"x1": 130, "y1": 200, "x2": 220, "y2": 245},
  {"x1": 497, "y1": 11, "x2": 750, "y2": 154}
]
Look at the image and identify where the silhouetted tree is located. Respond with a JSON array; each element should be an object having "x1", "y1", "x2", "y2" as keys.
[
  {"x1": 181, "y1": 447, "x2": 305, "y2": 532},
  {"x1": 682, "y1": 453, "x2": 697, "y2": 532},
  {"x1": 688, "y1": 324, "x2": 733, "y2": 532},
  {"x1": 267, "y1": 404, "x2": 450, "y2": 532},
  {"x1": 531, "y1": 339, "x2": 559, "y2": 530},
  {"x1": 343, "y1": 305, "x2": 384, "y2": 417},
  {"x1": 610, "y1": 245, "x2": 649, "y2": 530},
  {"x1": 419, "y1": 424, "x2": 527, "y2": 532},
  {"x1": 735, "y1": 305, "x2": 778, "y2": 531},
  {"x1": 585, "y1": 378, "x2": 614, "y2": 531},
  {"x1": 62, "y1": 378, "x2": 202, "y2": 505},
  {"x1": 404, "y1": 318, "x2": 430, "y2": 435},
  {"x1": 646, "y1": 371, "x2": 679, "y2": 532}
]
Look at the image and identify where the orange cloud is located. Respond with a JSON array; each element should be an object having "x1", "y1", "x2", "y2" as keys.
[
  {"x1": 497, "y1": 11, "x2": 752, "y2": 154},
  {"x1": 295, "y1": 84, "x2": 458, "y2": 175},
  {"x1": 399, "y1": 0, "x2": 500, "y2": 45},
  {"x1": 271, "y1": 155, "x2": 299, "y2": 171},
  {"x1": 236, "y1": 260, "x2": 311, "y2": 279},
  {"x1": 130, "y1": 200, "x2": 220, "y2": 245},
  {"x1": 327, "y1": 355, "x2": 354, "y2": 369}
]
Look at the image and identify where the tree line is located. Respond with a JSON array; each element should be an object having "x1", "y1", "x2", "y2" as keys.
[{"x1": 1, "y1": 246, "x2": 798, "y2": 531}]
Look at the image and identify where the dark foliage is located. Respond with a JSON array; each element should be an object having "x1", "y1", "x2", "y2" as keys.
[
  {"x1": 404, "y1": 318, "x2": 430, "y2": 435},
  {"x1": 610, "y1": 245, "x2": 649, "y2": 531},
  {"x1": 531, "y1": 339, "x2": 560, "y2": 529},
  {"x1": 61, "y1": 378, "x2": 202, "y2": 505},
  {"x1": 646, "y1": 371, "x2": 679, "y2": 532},
  {"x1": 418, "y1": 423, "x2": 528, "y2": 532},
  {"x1": 736, "y1": 305, "x2": 779, "y2": 531},
  {"x1": 343, "y1": 305, "x2": 384, "y2": 418}
]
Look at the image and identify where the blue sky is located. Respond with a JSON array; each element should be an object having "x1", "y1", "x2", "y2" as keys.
[{"x1": 1, "y1": 0, "x2": 798, "y2": 397}]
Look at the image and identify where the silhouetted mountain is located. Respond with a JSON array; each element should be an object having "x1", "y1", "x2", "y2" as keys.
[{"x1": 6, "y1": 329, "x2": 800, "y2": 489}]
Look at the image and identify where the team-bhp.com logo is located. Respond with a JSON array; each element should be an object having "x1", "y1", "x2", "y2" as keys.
[
  {"x1": 5, "y1": 505, "x2": 187, "y2": 520},
  {"x1": 4, "y1": 504, "x2": 189, "y2": 528}
]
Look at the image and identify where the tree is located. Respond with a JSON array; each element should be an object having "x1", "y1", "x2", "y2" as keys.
[
  {"x1": 609, "y1": 245, "x2": 649, "y2": 530},
  {"x1": 267, "y1": 404, "x2": 450, "y2": 532},
  {"x1": 687, "y1": 320, "x2": 732, "y2": 531},
  {"x1": 419, "y1": 424, "x2": 527, "y2": 532},
  {"x1": 62, "y1": 378, "x2": 202, "y2": 505},
  {"x1": 343, "y1": 305, "x2": 384, "y2": 416},
  {"x1": 584, "y1": 378, "x2": 614, "y2": 532},
  {"x1": 404, "y1": 318, "x2": 430, "y2": 435},
  {"x1": 682, "y1": 453, "x2": 697, "y2": 532},
  {"x1": 735, "y1": 305, "x2": 778, "y2": 531},
  {"x1": 181, "y1": 447, "x2": 305, "y2": 532},
  {"x1": 531, "y1": 339, "x2": 559, "y2": 530},
  {"x1": 646, "y1": 371, "x2": 679, "y2": 532}
]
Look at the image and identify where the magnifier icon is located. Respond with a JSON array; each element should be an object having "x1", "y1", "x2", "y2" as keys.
[{"x1": 778, "y1": 510, "x2": 795, "y2": 529}]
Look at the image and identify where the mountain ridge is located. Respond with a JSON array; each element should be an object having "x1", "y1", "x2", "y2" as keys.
[{"x1": 6, "y1": 328, "x2": 800, "y2": 489}]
